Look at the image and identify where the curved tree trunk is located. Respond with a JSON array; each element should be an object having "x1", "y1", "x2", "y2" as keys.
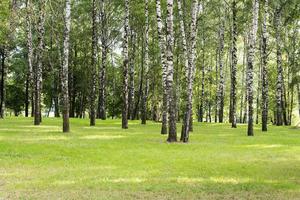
[{"x1": 61, "y1": 0, "x2": 71, "y2": 133}]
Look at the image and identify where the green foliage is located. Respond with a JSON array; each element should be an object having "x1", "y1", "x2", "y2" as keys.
[{"x1": 0, "y1": 0, "x2": 10, "y2": 46}]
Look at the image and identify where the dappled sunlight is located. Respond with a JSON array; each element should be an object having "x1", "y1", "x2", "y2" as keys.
[
  {"x1": 53, "y1": 180, "x2": 76, "y2": 186},
  {"x1": 98, "y1": 177, "x2": 145, "y2": 183},
  {"x1": 209, "y1": 177, "x2": 250, "y2": 184},
  {"x1": 176, "y1": 176, "x2": 285, "y2": 185},
  {"x1": 240, "y1": 144, "x2": 285, "y2": 149},
  {"x1": 52, "y1": 177, "x2": 145, "y2": 186}
]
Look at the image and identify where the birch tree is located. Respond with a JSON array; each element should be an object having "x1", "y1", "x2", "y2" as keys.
[
  {"x1": 180, "y1": 0, "x2": 199, "y2": 142},
  {"x1": 217, "y1": 12, "x2": 225, "y2": 123},
  {"x1": 166, "y1": 0, "x2": 177, "y2": 142},
  {"x1": 274, "y1": 7, "x2": 288, "y2": 126},
  {"x1": 246, "y1": 0, "x2": 259, "y2": 136},
  {"x1": 122, "y1": 0, "x2": 129, "y2": 129},
  {"x1": 141, "y1": 0, "x2": 149, "y2": 125},
  {"x1": 61, "y1": 0, "x2": 71, "y2": 132},
  {"x1": 90, "y1": 0, "x2": 98, "y2": 126},
  {"x1": 128, "y1": 30, "x2": 136, "y2": 120},
  {"x1": 34, "y1": 0, "x2": 46, "y2": 125},
  {"x1": 25, "y1": 0, "x2": 34, "y2": 118},
  {"x1": 261, "y1": 0, "x2": 269, "y2": 131},
  {"x1": 230, "y1": 0, "x2": 237, "y2": 128},
  {"x1": 97, "y1": 0, "x2": 107, "y2": 120},
  {"x1": 155, "y1": 0, "x2": 168, "y2": 135}
]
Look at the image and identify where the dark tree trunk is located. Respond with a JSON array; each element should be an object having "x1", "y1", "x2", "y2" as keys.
[
  {"x1": 214, "y1": 48, "x2": 218, "y2": 123},
  {"x1": 133, "y1": 39, "x2": 144, "y2": 120},
  {"x1": 199, "y1": 45, "x2": 205, "y2": 123},
  {"x1": 0, "y1": 50, "x2": 5, "y2": 118},
  {"x1": 274, "y1": 7, "x2": 288, "y2": 126},
  {"x1": 298, "y1": 84, "x2": 300, "y2": 117},
  {"x1": 90, "y1": 0, "x2": 98, "y2": 126},
  {"x1": 230, "y1": 0, "x2": 237, "y2": 128},
  {"x1": 25, "y1": 74, "x2": 29, "y2": 117},
  {"x1": 128, "y1": 31, "x2": 136, "y2": 120}
]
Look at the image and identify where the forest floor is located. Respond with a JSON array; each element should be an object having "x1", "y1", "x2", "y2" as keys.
[{"x1": 0, "y1": 117, "x2": 300, "y2": 200}]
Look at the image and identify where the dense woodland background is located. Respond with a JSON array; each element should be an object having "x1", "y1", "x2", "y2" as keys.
[{"x1": 0, "y1": 0, "x2": 299, "y2": 142}]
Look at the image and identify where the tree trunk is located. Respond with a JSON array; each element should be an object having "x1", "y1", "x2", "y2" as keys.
[
  {"x1": 240, "y1": 36, "x2": 247, "y2": 123},
  {"x1": 34, "y1": 0, "x2": 46, "y2": 125},
  {"x1": 128, "y1": 31, "x2": 136, "y2": 120},
  {"x1": 61, "y1": 0, "x2": 71, "y2": 133},
  {"x1": 141, "y1": 0, "x2": 150, "y2": 125},
  {"x1": 246, "y1": 0, "x2": 259, "y2": 136},
  {"x1": 90, "y1": 0, "x2": 98, "y2": 126},
  {"x1": 155, "y1": 0, "x2": 168, "y2": 135},
  {"x1": 180, "y1": 0, "x2": 199, "y2": 143},
  {"x1": 217, "y1": 16, "x2": 225, "y2": 123},
  {"x1": 199, "y1": 37, "x2": 205, "y2": 123},
  {"x1": 274, "y1": 8, "x2": 287, "y2": 126},
  {"x1": 166, "y1": 0, "x2": 177, "y2": 142},
  {"x1": 231, "y1": 0, "x2": 237, "y2": 128},
  {"x1": 0, "y1": 50, "x2": 5, "y2": 118},
  {"x1": 26, "y1": 0, "x2": 34, "y2": 118},
  {"x1": 298, "y1": 84, "x2": 300, "y2": 117},
  {"x1": 256, "y1": 44, "x2": 262, "y2": 125},
  {"x1": 25, "y1": 74, "x2": 29, "y2": 117},
  {"x1": 214, "y1": 48, "x2": 218, "y2": 123},
  {"x1": 261, "y1": 0, "x2": 269, "y2": 131},
  {"x1": 69, "y1": 45, "x2": 76, "y2": 118},
  {"x1": 177, "y1": 0, "x2": 189, "y2": 139},
  {"x1": 122, "y1": 0, "x2": 130, "y2": 129},
  {"x1": 98, "y1": 0, "x2": 107, "y2": 120}
]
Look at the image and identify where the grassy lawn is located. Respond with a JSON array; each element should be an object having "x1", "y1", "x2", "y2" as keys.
[{"x1": 0, "y1": 117, "x2": 300, "y2": 199}]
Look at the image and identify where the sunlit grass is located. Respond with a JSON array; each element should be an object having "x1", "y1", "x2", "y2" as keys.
[{"x1": 0, "y1": 117, "x2": 299, "y2": 199}]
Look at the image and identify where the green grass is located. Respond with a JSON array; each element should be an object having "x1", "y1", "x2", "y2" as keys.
[{"x1": 0, "y1": 117, "x2": 300, "y2": 199}]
